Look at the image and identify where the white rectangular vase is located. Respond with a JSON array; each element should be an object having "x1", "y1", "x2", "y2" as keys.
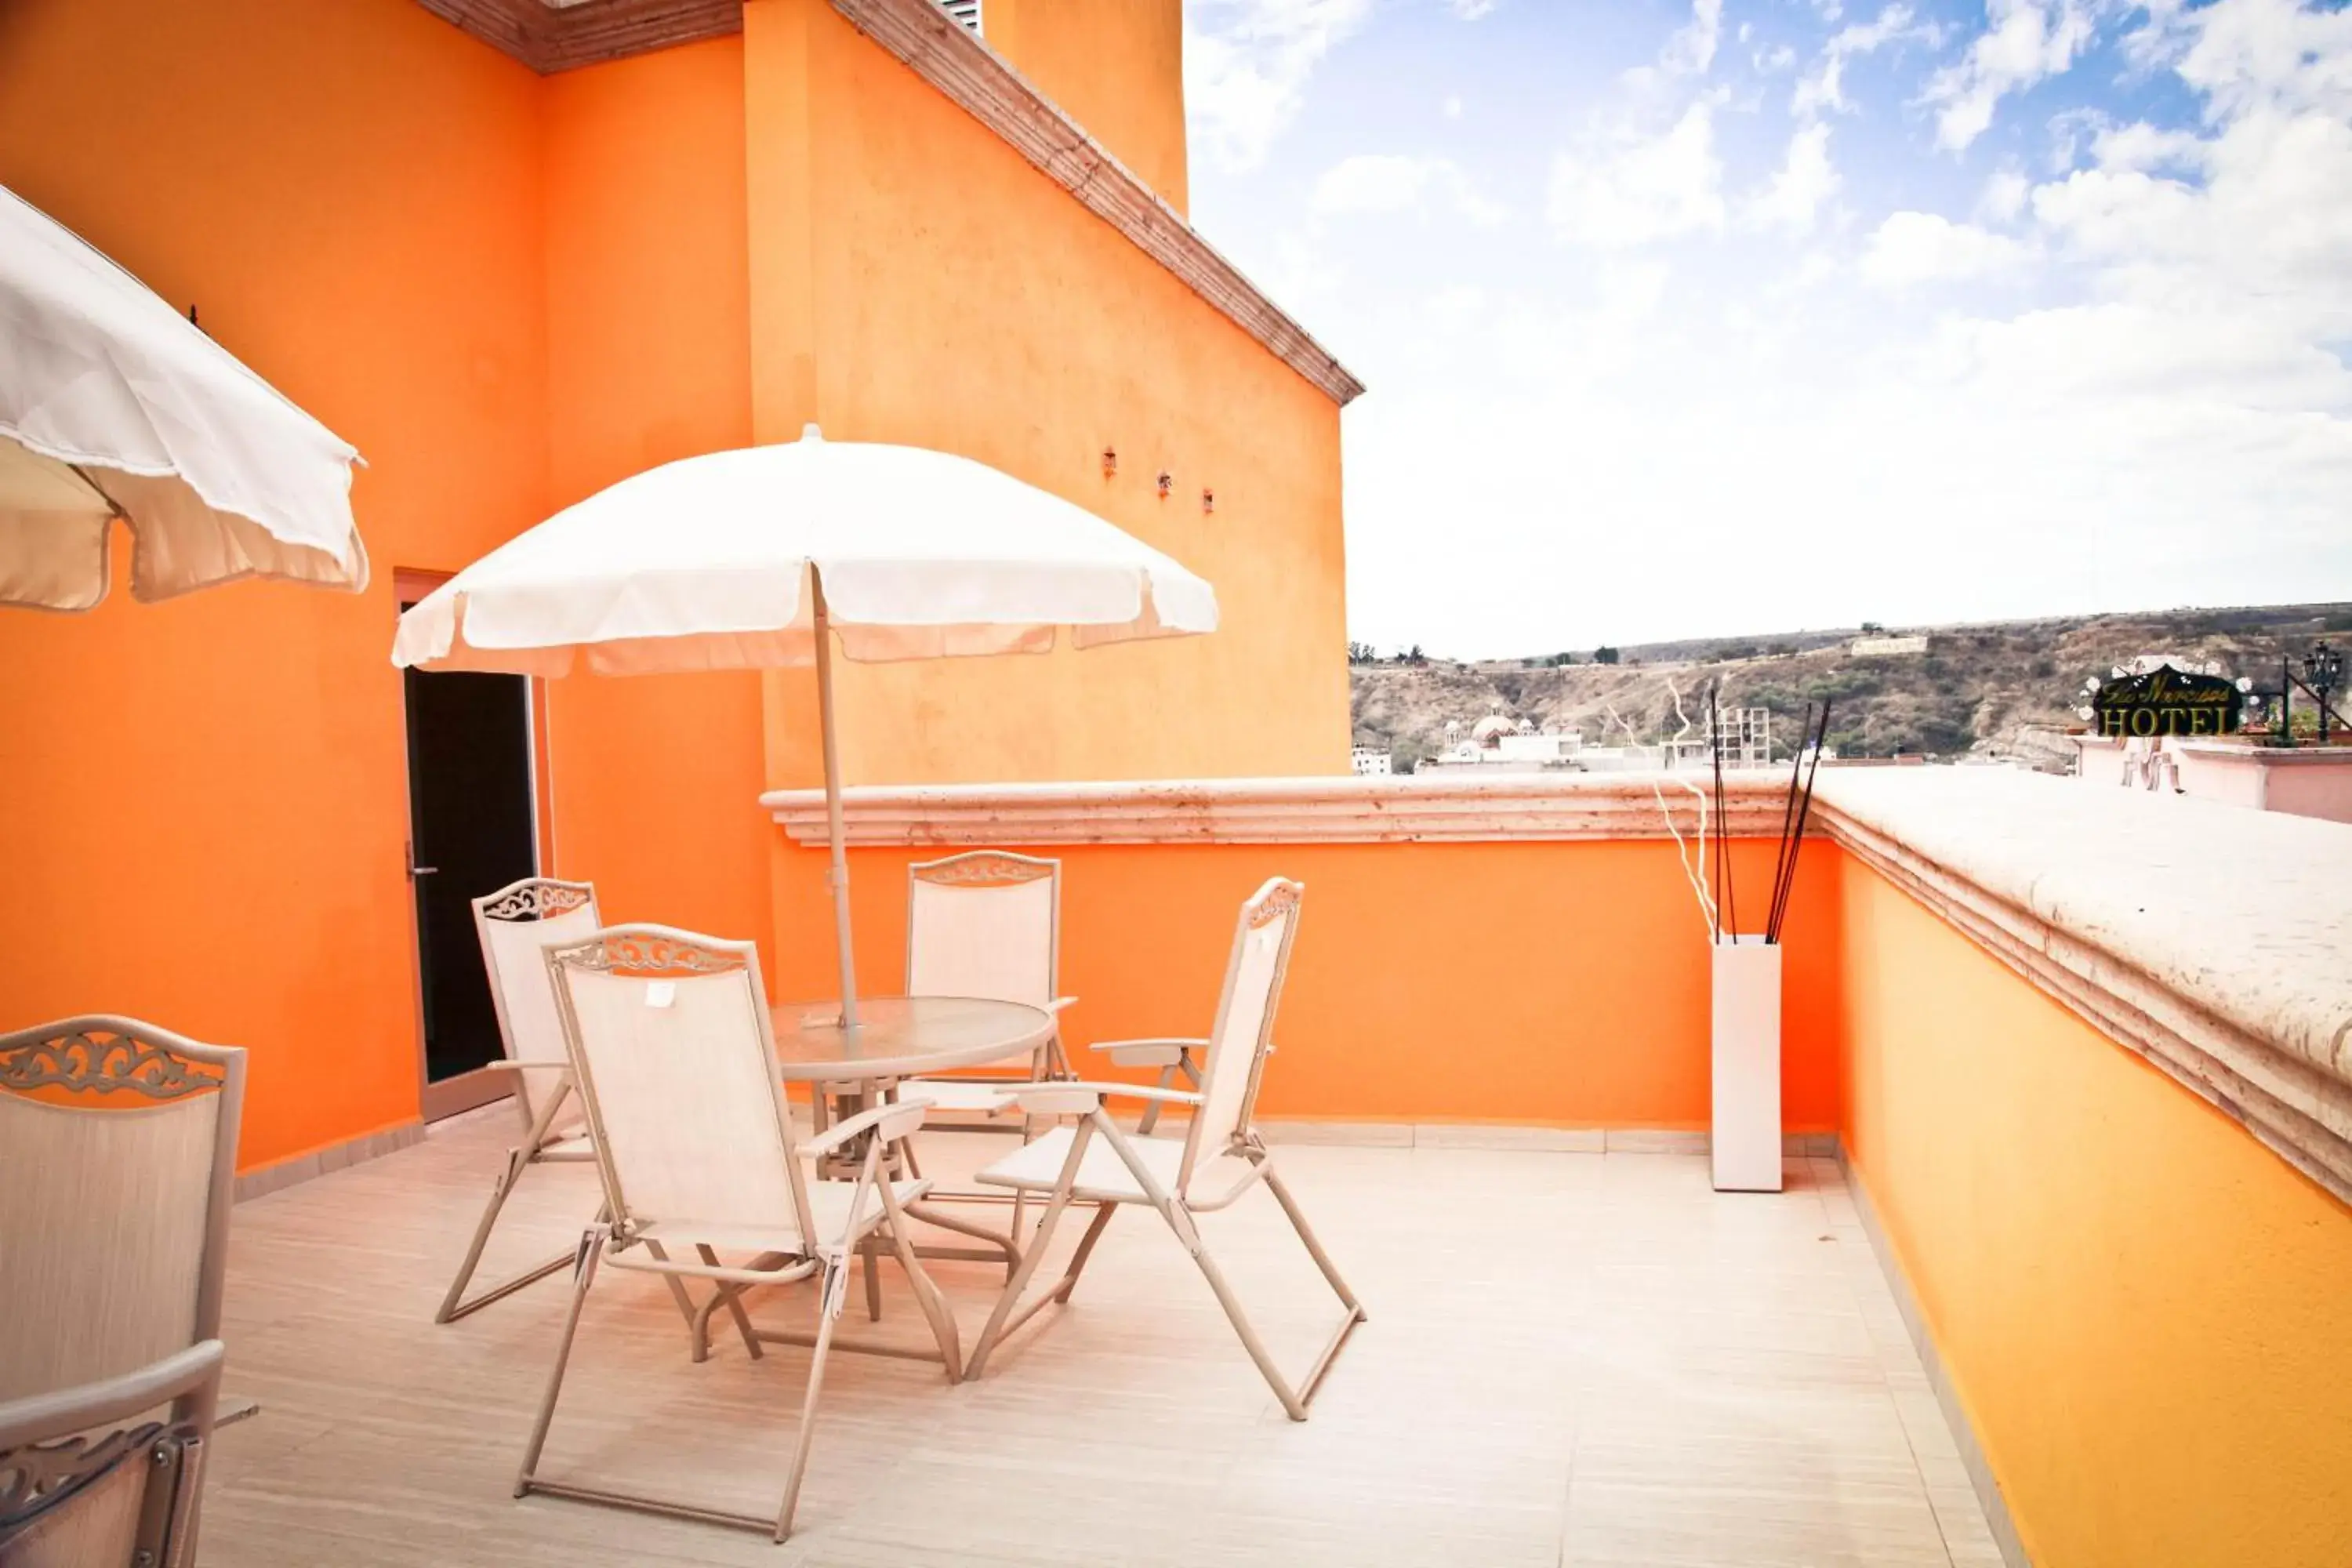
[{"x1": 1711, "y1": 935, "x2": 1783, "y2": 1192}]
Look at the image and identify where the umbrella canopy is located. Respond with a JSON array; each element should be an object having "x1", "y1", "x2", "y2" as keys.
[
  {"x1": 0, "y1": 183, "x2": 366, "y2": 612},
  {"x1": 392, "y1": 430, "x2": 1215, "y2": 673},
  {"x1": 392, "y1": 427, "x2": 1218, "y2": 1026}
]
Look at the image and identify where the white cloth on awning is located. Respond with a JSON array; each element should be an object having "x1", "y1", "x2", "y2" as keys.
[
  {"x1": 0, "y1": 183, "x2": 365, "y2": 611},
  {"x1": 390, "y1": 431, "x2": 1218, "y2": 676}
]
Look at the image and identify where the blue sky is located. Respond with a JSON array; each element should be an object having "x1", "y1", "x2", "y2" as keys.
[{"x1": 1181, "y1": 0, "x2": 2352, "y2": 655}]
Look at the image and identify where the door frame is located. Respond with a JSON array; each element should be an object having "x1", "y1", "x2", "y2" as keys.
[{"x1": 395, "y1": 567, "x2": 558, "y2": 1123}]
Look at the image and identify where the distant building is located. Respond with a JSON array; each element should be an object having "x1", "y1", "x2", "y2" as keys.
[
  {"x1": 1350, "y1": 747, "x2": 1393, "y2": 776},
  {"x1": 1851, "y1": 634, "x2": 1929, "y2": 657},
  {"x1": 1425, "y1": 703, "x2": 1584, "y2": 771}
]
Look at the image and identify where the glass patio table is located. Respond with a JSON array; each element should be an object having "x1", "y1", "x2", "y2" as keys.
[
  {"x1": 771, "y1": 995, "x2": 1055, "y2": 1316},
  {"x1": 769, "y1": 996, "x2": 1054, "y2": 1085}
]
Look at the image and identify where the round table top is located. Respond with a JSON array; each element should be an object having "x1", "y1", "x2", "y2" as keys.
[{"x1": 768, "y1": 995, "x2": 1054, "y2": 1083}]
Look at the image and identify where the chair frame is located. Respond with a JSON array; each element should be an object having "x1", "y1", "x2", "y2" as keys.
[
  {"x1": 436, "y1": 877, "x2": 608, "y2": 1324},
  {"x1": 0, "y1": 1015, "x2": 246, "y2": 1564},
  {"x1": 517, "y1": 924, "x2": 961, "y2": 1544},
  {"x1": 961, "y1": 880, "x2": 1365, "y2": 1421}
]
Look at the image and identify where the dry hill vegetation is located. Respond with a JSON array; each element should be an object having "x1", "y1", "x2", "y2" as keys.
[{"x1": 1351, "y1": 603, "x2": 2352, "y2": 770}]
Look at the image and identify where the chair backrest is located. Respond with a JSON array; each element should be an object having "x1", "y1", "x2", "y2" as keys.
[
  {"x1": 474, "y1": 877, "x2": 601, "y2": 1131},
  {"x1": 0, "y1": 1339, "x2": 222, "y2": 1568},
  {"x1": 0, "y1": 1018, "x2": 244, "y2": 1407},
  {"x1": 545, "y1": 925, "x2": 817, "y2": 1247},
  {"x1": 906, "y1": 852, "x2": 1058, "y2": 1068},
  {"x1": 1177, "y1": 880, "x2": 1304, "y2": 1200}
]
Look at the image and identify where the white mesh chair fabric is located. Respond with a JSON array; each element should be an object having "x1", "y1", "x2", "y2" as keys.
[
  {"x1": 962, "y1": 880, "x2": 1365, "y2": 1420},
  {"x1": 516, "y1": 924, "x2": 962, "y2": 1544},
  {"x1": 475, "y1": 881, "x2": 603, "y2": 1133},
  {"x1": 900, "y1": 852, "x2": 1065, "y2": 1114},
  {"x1": 435, "y1": 878, "x2": 606, "y2": 1324},
  {"x1": 1177, "y1": 897, "x2": 1290, "y2": 1200},
  {"x1": 0, "y1": 1019, "x2": 241, "y2": 1566},
  {"x1": 0, "y1": 1096, "x2": 215, "y2": 1401},
  {"x1": 557, "y1": 958, "x2": 813, "y2": 1244}
]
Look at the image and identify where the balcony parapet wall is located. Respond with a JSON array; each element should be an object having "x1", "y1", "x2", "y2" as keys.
[
  {"x1": 1817, "y1": 768, "x2": 2352, "y2": 1206},
  {"x1": 764, "y1": 768, "x2": 2352, "y2": 1203}
]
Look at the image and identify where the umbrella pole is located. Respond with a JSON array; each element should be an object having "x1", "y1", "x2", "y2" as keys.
[{"x1": 811, "y1": 569, "x2": 861, "y2": 1031}]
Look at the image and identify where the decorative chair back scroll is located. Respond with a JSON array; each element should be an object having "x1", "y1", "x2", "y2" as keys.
[
  {"x1": 0, "y1": 1016, "x2": 244, "y2": 1566},
  {"x1": 473, "y1": 877, "x2": 601, "y2": 1135}
]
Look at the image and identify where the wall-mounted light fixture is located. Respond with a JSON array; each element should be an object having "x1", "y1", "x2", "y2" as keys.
[
  {"x1": 1101, "y1": 446, "x2": 1117, "y2": 477},
  {"x1": 1156, "y1": 471, "x2": 1172, "y2": 499},
  {"x1": 1201, "y1": 488, "x2": 1215, "y2": 514}
]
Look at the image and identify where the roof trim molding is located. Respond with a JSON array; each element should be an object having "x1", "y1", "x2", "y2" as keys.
[
  {"x1": 828, "y1": 0, "x2": 1367, "y2": 408},
  {"x1": 412, "y1": 0, "x2": 740, "y2": 74}
]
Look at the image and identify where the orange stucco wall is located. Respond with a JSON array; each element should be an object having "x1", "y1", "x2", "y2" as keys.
[
  {"x1": 0, "y1": 0, "x2": 549, "y2": 1171},
  {"x1": 747, "y1": 0, "x2": 1350, "y2": 794},
  {"x1": 2, "y1": 0, "x2": 1350, "y2": 1173},
  {"x1": 985, "y1": 0, "x2": 1189, "y2": 214},
  {"x1": 766, "y1": 833, "x2": 1844, "y2": 1131},
  {"x1": 1837, "y1": 855, "x2": 2352, "y2": 1567},
  {"x1": 538, "y1": 39, "x2": 775, "y2": 973}
]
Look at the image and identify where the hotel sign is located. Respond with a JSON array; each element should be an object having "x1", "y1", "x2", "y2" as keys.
[{"x1": 2092, "y1": 665, "x2": 2242, "y2": 738}]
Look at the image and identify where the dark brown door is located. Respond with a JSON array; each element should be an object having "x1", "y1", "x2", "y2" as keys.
[{"x1": 401, "y1": 626, "x2": 538, "y2": 1120}]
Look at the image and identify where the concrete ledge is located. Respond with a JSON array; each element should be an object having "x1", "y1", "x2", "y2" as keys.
[
  {"x1": 1842, "y1": 1144, "x2": 2033, "y2": 1568},
  {"x1": 763, "y1": 770, "x2": 1795, "y2": 845},
  {"x1": 235, "y1": 1120, "x2": 425, "y2": 1203}
]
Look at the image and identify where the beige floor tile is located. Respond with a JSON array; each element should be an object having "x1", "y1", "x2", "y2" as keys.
[{"x1": 194, "y1": 1115, "x2": 1999, "y2": 1565}]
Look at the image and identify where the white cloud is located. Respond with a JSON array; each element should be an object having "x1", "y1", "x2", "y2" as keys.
[
  {"x1": 1185, "y1": 0, "x2": 1375, "y2": 172},
  {"x1": 1208, "y1": 0, "x2": 2352, "y2": 654},
  {"x1": 1312, "y1": 154, "x2": 1512, "y2": 225},
  {"x1": 1748, "y1": 123, "x2": 1842, "y2": 233},
  {"x1": 1923, "y1": 0, "x2": 2098, "y2": 151},
  {"x1": 1548, "y1": 102, "x2": 1728, "y2": 248},
  {"x1": 1662, "y1": 0, "x2": 1724, "y2": 75},
  {"x1": 1860, "y1": 211, "x2": 2033, "y2": 285},
  {"x1": 1447, "y1": 0, "x2": 1499, "y2": 17},
  {"x1": 1443, "y1": 94, "x2": 1465, "y2": 118},
  {"x1": 1794, "y1": 4, "x2": 1938, "y2": 118},
  {"x1": 1979, "y1": 168, "x2": 2031, "y2": 221}
]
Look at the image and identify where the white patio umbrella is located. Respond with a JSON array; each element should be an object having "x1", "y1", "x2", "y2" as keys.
[
  {"x1": 0, "y1": 183, "x2": 366, "y2": 611},
  {"x1": 391, "y1": 427, "x2": 1218, "y2": 1027}
]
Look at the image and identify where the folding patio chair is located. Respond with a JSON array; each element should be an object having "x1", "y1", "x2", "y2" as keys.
[
  {"x1": 895, "y1": 850, "x2": 1075, "y2": 1114},
  {"x1": 517, "y1": 924, "x2": 961, "y2": 1544},
  {"x1": 961, "y1": 879, "x2": 1366, "y2": 1421},
  {"x1": 876, "y1": 851, "x2": 1076, "y2": 1257},
  {"x1": 0, "y1": 1016, "x2": 245, "y2": 1566},
  {"x1": 436, "y1": 877, "x2": 607, "y2": 1323}
]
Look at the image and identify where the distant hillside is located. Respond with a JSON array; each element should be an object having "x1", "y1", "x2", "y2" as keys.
[{"x1": 1351, "y1": 603, "x2": 2352, "y2": 769}]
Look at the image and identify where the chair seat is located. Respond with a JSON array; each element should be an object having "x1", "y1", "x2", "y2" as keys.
[
  {"x1": 628, "y1": 1178, "x2": 930, "y2": 1260},
  {"x1": 899, "y1": 1077, "x2": 1029, "y2": 1114},
  {"x1": 975, "y1": 1127, "x2": 1256, "y2": 1205}
]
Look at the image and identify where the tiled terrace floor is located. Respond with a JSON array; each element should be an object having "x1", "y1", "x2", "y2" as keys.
[{"x1": 203, "y1": 1111, "x2": 2002, "y2": 1566}]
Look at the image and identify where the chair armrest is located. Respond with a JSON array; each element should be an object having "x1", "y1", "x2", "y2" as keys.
[
  {"x1": 481, "y1": 1059, "x2": 573, "y2": 1073},
  {"x1": 797, "y1": 1098, "x2": 932, "y2": 1160},
  {"x1": 1089, "y1": 1036, "x2": 1206, "y2": 1068},
  {"x1": 989, "y1": 1080, "x2": 1204, "y2": 1116},
  {"x1": 0, "y1": 1341, "x2": 223, "y2": 1447},
  {"x1": 1046, "y1": 996, "x2": 1078, "y2": 1014}
]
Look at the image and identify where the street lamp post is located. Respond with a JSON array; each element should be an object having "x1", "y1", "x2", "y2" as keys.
[{"x1": 2305, "y1": 641, "x2": 2344, "y2": 745}]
